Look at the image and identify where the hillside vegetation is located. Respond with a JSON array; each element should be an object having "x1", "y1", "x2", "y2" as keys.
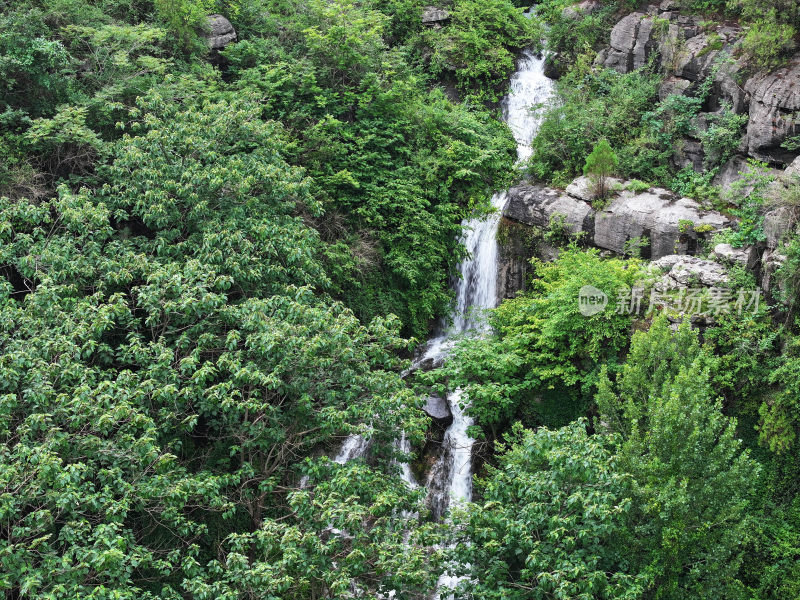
[{"x1": 1, "y1": 0, "x2": 799, "y2": 598}]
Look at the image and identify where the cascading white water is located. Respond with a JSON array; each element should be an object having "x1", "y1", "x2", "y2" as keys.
[
  {"x1": 427, "y1": 49, "x2": 554, "y2": 598},
  {"x1": 326, "y1": 48, "x2": 553, "y2": 600},
  {"x1": 330, "y1": 48, "x2": 553, "y2": 529},
  {"x1": 423, "y1": 49, "x2": 555, "y2": 519},
  {"x1": 334, "y1": 434, "x2": 370, "y2": 464}
]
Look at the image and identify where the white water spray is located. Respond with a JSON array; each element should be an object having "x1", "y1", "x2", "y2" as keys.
[
  {"x1": 329, "y1": 51, "x2": 554, "y2": 593},
  {"x1": 423, "y1": 49, "x2": 554, "y2": 516},
  {"x1": 426, "y1": 50, "x2": 554, "y2": 596}
]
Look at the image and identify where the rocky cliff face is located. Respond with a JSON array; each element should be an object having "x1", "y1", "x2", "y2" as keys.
[
  {"x1": 498, "y1": 3, "x2": 800, "y2": 302},
  {"x1": 593, "y1": 2, "x2": 800, "y2": 169},
  {"x1": 500, "y1": 155, "x2": 800, "y2": 301},
  {"x1": 497, "y1": 176, "x2": 733, "y2": 298}
]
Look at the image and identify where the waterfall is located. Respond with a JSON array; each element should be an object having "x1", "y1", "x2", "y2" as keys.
[
  {"x1": 333, "y1": 434, "x2": 370, "y2": 464},
  {"x1": 330, "y1": 46, "x2": 554, "y2": 535},
  {"x1": 423, "y1": 49, "x2": 554, "y2": 519},
  {"x1": 426, "y1": 50, "x2": 554, "y2": 597}
]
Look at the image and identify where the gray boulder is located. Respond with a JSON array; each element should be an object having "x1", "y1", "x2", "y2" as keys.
[
  {"x1": 713, "y1": 155, "x2": 781, "y2": 195},
  {"x1": 594, "y1": 188, "x2": 729, "y2": 258},
  {"x1": 562, "y1": 0, "x2": 602, "y2": 20},
  {"x1": 423, "y1": 395, "x2": 452, "y2": 425},
  {"x1": 598, "y1": 13, "x2": 658, "y2": 73},
  {"x1": 743, "y1": 59, "x2": 800, "y2": 165},
  {"x1": 504, "y1": 181, "x2": 595, "y2": 236},
  {"x1": 659, "y1": 76, "x2": 691, "y2": 101},
  {"x1": 671, "y1": 32, "x2": 719, "y2": 82},
  {"x1": 652, "y1": 255, "x2": 729, "y2": 289},
  {"x1": 596, "y1": 10, "x2": 749, "y2": 119},
  {"x1": 203, "y1": 14, "x2": 237, "y2": 50},
  {"x1": 673, "y1": 138, "x2": 705, "y2": 171},
  {"x1": 504, "y1": 178, "x2": 731, "y2": 260},
  {"x1": 422, "y1": 6, "x2": 450, "y2": 26},
  {"x1": 713, "y1": 243, "x2": 758, "y2": 270}
]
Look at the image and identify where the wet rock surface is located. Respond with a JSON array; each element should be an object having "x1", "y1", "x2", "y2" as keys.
[{"x1": 423, "y1": 395, "x2": 453, "y2": 425}]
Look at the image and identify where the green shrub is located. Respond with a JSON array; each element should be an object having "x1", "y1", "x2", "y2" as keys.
[
  {"x1": 528, "y1": 67, "x2": 659, "y2": 184},
  {"x1": 741, "y1": 12, "x2": 797, "y2": 70},
  {"x1": 422, "y1": 0, "x2": 539, "y2": 102},
  {"x1": 423, "y1": 247, "x2": 641, "y2": 431},
  {"x1": 583, "y1": 138, "x2": 619, "y2": 200}
]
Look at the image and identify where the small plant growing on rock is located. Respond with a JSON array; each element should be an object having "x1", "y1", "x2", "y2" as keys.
[
  {"x1": 626, "y1": 179, "x2": 650, "y2": 193},
  {"x1": 679, "y1": 219, "x2": 695, "y2": 234},
  {"x1": 583, "y1": 139, "x2": 619, "y2": 201},
  {"x1": 623, "y1": 235, "x2": 650, "y2": 258},
  {"x1": 544, "y1": 213, "x2": 571, "y2": 245}
]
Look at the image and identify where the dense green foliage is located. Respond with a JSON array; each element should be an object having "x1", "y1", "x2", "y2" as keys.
[
  {"x1": 0, "y1": 83, "x2": 443, "y2": 598},
  {"x1": 597, "y1": 319, "x2": 759, "y2": 599},
  {"x1": 423, "y1": 248, "x2": 640, "y2": 431},
  {"x1": 448, "y1": 421, "x2": 645, "y2": 599},
  {"x1": 0, "y1": 0, "x2": 536, "y2": 596},
  {"x1": 2, "y1": 0, "x2": 800, "y2": 597}
]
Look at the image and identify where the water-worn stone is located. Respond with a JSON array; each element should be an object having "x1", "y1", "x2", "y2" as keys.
[
  {"x1": 423, "y1": 395, "x2": 453, "y2": 425},
  {"x1": 594, "y1": 188, "x2": 729, "y2": 258},
  {"x1": 203, "y1": 14, "x2": 237, "y2": 50}
]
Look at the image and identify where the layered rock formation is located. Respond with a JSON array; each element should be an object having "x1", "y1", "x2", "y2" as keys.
[
  {"x1": 498, "y1": 175, "x2": 734, "y2": 298},
  {"x1": 504, "y1": 181, "x2": 596, "y2": 235},
  {"x1": 744, "y1": 61, "x2": 800, "y2": 164},
  {"x1": 596, "y1": 187, "x2": 728, "y2": 257},
  {"x1": 652, "y1": 254, "x2": 729, "y2": 289},
  {"x1": 592, "y1": 3, "x2": 800, "y2": 169}
]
